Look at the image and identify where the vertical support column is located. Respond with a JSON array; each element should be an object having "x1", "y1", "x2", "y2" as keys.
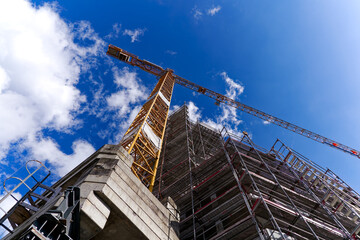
[
  {"x1": 270, "y1": 141, "x2": 352, "y2": 239},
  {"x1": 120, "y1": 70, "x2": 175, "y2": 192},
  {"x1": 184, "y1": 105, "x2": 197, "y2": 240},
  {"x1": 220, "y1": 127, "x2": 285, "y2": 240},
  {"x1": 197, "y1": 123, "x2": 207, "y2": 160},
  {"x1": 156, "y1": 127, "x2": 169, "y2": 198},
  {"x1": 242, "y1": 133, "x2": 320, "y2": 240},
  {"x1": 219, "y1": 139, "x2": 266, "y2": 240}
]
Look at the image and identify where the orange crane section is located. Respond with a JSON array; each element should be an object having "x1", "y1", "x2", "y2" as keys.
[
  {"x1": 108, "y1": 45, "x2": 175, "y2": 191},
  {"x1": 106, "y1": 44, "x2": 360, "y2": 190},
  {"x1": 120, "y1": 70, "x2": 174, "y2": 192}
]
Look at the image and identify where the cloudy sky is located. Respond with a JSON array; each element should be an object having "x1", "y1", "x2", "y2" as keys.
[{"x1": 1, "y1": 0, "x2": 360, "y2": 214}]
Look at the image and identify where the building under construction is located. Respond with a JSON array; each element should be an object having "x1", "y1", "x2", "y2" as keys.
[
  {"x1": 1, "y1": 45, "x2": 360, "y2": 240},
  {"x1": 153, "y1": 105, "x2": 360, "y2": 239},
  {"x1": 1, "y1": 105, "x2": 360, "y2": 240}
]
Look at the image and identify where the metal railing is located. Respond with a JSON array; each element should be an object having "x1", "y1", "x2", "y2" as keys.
[{"x1": 271, "y1": 139, "x2": 359, "y2": 238}]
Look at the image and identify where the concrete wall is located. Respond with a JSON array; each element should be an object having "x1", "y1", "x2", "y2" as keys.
[{"x1": 77, "y1": 144, "x2": 179, "y2": 240}]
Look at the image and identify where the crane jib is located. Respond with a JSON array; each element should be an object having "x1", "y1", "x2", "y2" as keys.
[{"x1": 106, "y1": 44, "x2": 360, "y2": 159}]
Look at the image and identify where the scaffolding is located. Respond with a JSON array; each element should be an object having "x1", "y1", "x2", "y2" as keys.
[
  {"x1": 154, "y1": 105, "x2": 360, "y2": 240},
  {"x1": 1, "y1": 103, "x2": 359, "y2": 239}
]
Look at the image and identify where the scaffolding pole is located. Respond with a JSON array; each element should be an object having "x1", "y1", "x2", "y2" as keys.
[
  {"x1": 220, "y1": 127, "x2": 287, "y2": 240},
  {"x1": 270, "y1": 140, "x2": 357, "y2": 239},
  {"x1": 242, "y1": 132, "x2": 320, "y2": 239},
  {"x1": 184, "y1": 106, "x2": 197, "y2": 240}
]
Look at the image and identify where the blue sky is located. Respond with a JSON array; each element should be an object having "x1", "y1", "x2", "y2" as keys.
[{"x1": 0, "y1": 0, "x2": 360, "y2": 213}]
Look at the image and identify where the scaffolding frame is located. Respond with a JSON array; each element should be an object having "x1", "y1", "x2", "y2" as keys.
[
  {"x1": 271, "y1": 139, "x2": 360, "y2": 238},
  {"x1": 154, "y1": 105, "x2": 360, "y2": 240},
  {"x1": 184, "y1": 106, "x2": 197, "y2": 239}
]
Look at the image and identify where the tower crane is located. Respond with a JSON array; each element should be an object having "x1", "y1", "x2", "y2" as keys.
[{"x1": 106, "y1": 44, "x2": 360, "y2": 192}]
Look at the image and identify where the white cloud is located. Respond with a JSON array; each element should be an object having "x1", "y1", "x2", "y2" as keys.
[
  {"x1": 0, "y1": 192, "x2": 22, "y2": 217},
  {"x1": 105, "y1": 23, "x2": 121, "y2": 40},
  {"x1": 188, "y1": 101, "x2": 201, "y2": 122},
  {"x1": 107, "y1": 67, "x2": 148, "y2": 115},
  {"x1": 165, "y1": 50, "x2": 177, "y2": 55},
  {"x1": 170, "y1": 73, "x2": 245, "y2": 137},
  {"x1": 193, "y1": 5, "x2": 221, "y2": 20},
  {"x1": 70, "y1": 21, "x2": 105, "y2": 65},
  {"x1": 263, "y1": 120, "x2": 271, "y2": 125},
  {"x1": 207, "y1": 6, "x2": 221, "y2": 16},
  {"x1": 108, "y1": 104, "x2": 144, "y2": 144},
  {"x1": 202, "y1": 118, "x2": 225, "y2": 132},
  {"x1": 123, "y1": 28, "x2": 146, "y2": 43},
  {"x1": 0, "y1": 0, "x2": 103, "y2": 174},
  {"x1": 192, "y1": 6, "x2": 203, "y2": 20},
  {"x1": 169, "y1": 105, "x2": 180, "y2": 115},
  {"x1": 117, "y1": 105, "x2": 143, "y2": 141},
  {"x1": 24, "y1": 134, "x2": 95, "y2": 176},
  {"x1": 169, "y1": 102, "x2": 200, "y2": 122},
  {"x1": 106, "y1": 67, "x2": 149, "y2": 142},
  {"x1": 217, "y1": 72, "x2": 244, "y2": 126},
  {"x1": 202, "y1": 72, "x2": 245, "y2": 136},
  {"x1": 221, "y1": 72, "x2": 244, "y2": 98},
  {"x1": 0, "y1": 191, "x2": 22, "y2": 237}
]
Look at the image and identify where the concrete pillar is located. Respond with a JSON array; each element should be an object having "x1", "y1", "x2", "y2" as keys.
[{"x1": 58, "y1": 144, "x2": 179, "y2": 240}]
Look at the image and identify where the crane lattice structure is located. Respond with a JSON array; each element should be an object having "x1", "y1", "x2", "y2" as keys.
[{"x1": 106, "y1": 44, "x2": 360, "y2": 192}]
